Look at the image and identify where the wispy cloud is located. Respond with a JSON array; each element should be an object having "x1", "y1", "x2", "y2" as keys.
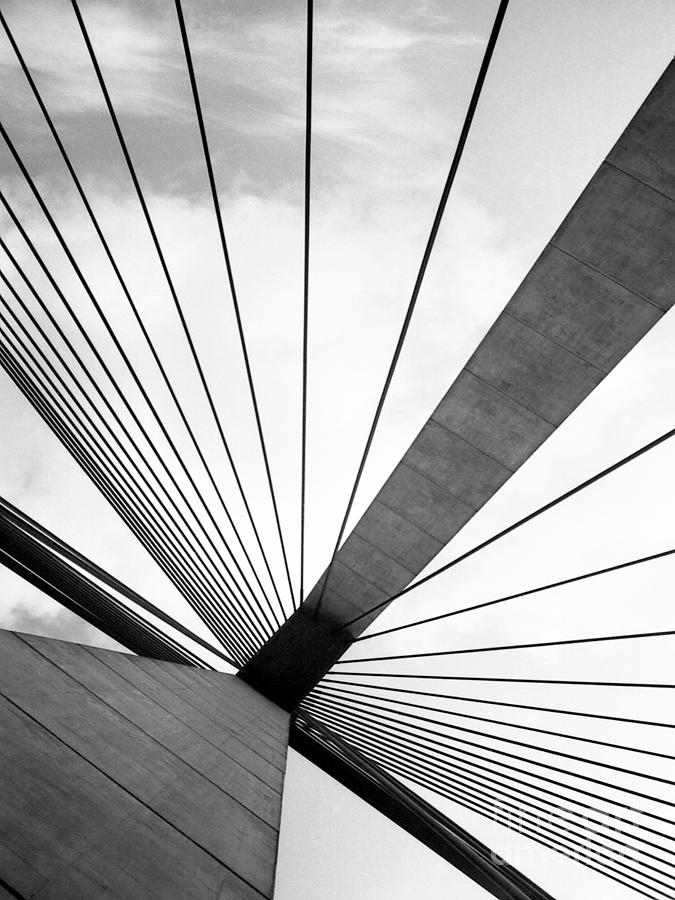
[
  {"x1": 0, "y1": 0, "x2": 489, "y2": 215},
  {"x1": 0, "y1": 0, "x2": 182, "y2": 117},
  {"x1": 0, "y1": 561, "x2": 122, "y2": 649},
  {"x1": 6, "y1": 600, "x2": 121, "y2": 647}
]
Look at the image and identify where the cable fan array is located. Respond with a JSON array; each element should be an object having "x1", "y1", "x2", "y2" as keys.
[
  {"x1": 1, "y1": 2, "x2": 674, "y2": 898},
  {"x1": 0, "y1": 495, "x2": 223, "y2": 667},
  {"x1": 0, "y1": 0, "x2": 303, "y2": 667},
  {"x1": 299, "y1": 440, "x2": 675, "y2": 900},
  {"x1": 296, "y1": 681, "x2": 675, "y2": 900}
]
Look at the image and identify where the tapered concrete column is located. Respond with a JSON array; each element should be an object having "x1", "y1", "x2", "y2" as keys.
[
  {"x1": 0, "y1": 630, "x2": 289, "y2": 900},
  {"x1": 240, "y1": 57, "x2": 675, "y2": 710}
]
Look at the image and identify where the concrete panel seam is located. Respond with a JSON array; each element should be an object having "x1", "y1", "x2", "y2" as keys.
[
  {"x1": 16, "y1": 637, "x2": 284, "y2": 821},
  {"x1": 325, "y1": 560, "x2": 399, "y2": 610},
  {"x1": 49, "y1": 645, "x2": 284, "y2": 827},
  {"x1": 83, "y1": 646, "x2": 286, "y2": 789},
  {"x1": 90, "y1": 646, "x2": 287, "y2": 769},
  {"x1": 462, "y1": 368, "x2": 558, "y2": 428},
  {"x1": 549, "y1": 240, "x2": 670, "y2": 313},
  {"x1": 398, "y1": 461, "x2": 481, "y2": 513},
  {"x1": 309, "y1": 579, "x2": 387, "y2": 622},
  {"x1": 138, "y1": 658, "x2": 287, "y2": 759},
  {"x1": 0, "y1": 689, "x2": 269, "y2": 899},
  {"x1": 502, "y1": 310, "x2": 608, "y2": 375},
  {"x1": 346, "y1": 530, "x2": 417, "y2": 580},
  {"x1": 427, "y1": 414, "x2": 517, "y2": 474},
  {"x1": 168, "y1": 677, "x2": 288, "y2": 759},
  {"x1": 42, "y1": 803, "x2": 155, "y2": 898},
  {"x1": 604, "y1": 158, "x2": 675, "y2": 206},
  {"x1": 374, "y1": 496, "x2": 454, "y2": 545},
  {"x1": 0, "y1": 876, "x2": 25, "y2": 900},
  {"x1": 101, "y1": 649, "x2": 287, "y2": 767}
]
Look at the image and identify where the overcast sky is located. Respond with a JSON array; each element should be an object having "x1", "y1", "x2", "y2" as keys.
[{"x1": 1, "y1": 1, "x2": 674, "y2": 897}]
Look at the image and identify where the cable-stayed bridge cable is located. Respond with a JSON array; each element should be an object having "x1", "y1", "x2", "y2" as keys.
[
  {"x1": 314, "y1": 0, "x2": 510, "y2": 616},
  {"x1": 0, "y1": 5, "x2": 283, "y2": 631},
  {"x1": 302, "y1": 713, "x2": 675, "y2": 878},
  {"x1": 299, "y1": 0, "x2": 313, "y2": 608},
  {"x1": 0, "y1": 266, "x2": 262, "y2": 658},
  {"x1": 338, "y1": 626, "x2": 675, "y2": 664},
  {"x1": 329, "y1": 670, "x2": 675, "y2": 689},
  {"x1": 68, "y1": 0, "x2": 288, "y2": 625},
  {"x1": 314, "y1": 682, "x2": 675, "y2": 763},
  {"x1": 0, "y1": 304, "x2": 257, "y2": 661},
  {"x1": 341, "y1": 425, "x2": 675, "y2": 632},
  {"x1": 304, "y1": 693, "x2": 675, "y2": 823},
  {"x1": 322, "y1": 677, "x2": 675, "y2": 730},
  {"x1": 172, "y1": 0, "x2": 296, "y2": 609},
  {"x1": 0, "y1": 185, "x2": 273, "y2": 643},
  {"x1": 296, "y1": 703, "x2": 675, "y2": 851},
  {"x1": 0, "y1": 495, "x2": 238, "y2": 667},
  {"x1": 302, "y1": 694, "x2": 675, "y2": 830},
  {"x1": 354, "y1": 547, "x2": 675, "y2": 642},
  {"x1": 0, "y1": 237, "x2": 253, "y2": 647}
]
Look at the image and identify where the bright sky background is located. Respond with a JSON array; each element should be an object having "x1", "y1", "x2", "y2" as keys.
[{"x1": 0, "y1": 0, "x2": 674, "y2": 898}]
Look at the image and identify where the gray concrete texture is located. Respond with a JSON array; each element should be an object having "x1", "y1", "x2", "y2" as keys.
[
  {"x1": 305, "y1": 56, "x2": 675, "y2": 631},
  {"x1": 240, "y1": 57, "x2": 675, "y2": 707},
  {"x1": 0, "y1": 630, "x2": 290, "y2": 899}
]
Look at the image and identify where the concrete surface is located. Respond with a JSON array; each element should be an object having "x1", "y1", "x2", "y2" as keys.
[{"x1": 0, "y1": 630, "x2": 289, "y2": 899}]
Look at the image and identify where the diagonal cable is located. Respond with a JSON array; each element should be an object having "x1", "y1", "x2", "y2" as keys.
[
  {"x1": 309, "y1": 688, "x2": 675, "y2": 792},
  {"x1": 314, "y1": 0, "x2": 510, "y2": 616},
  {"x1": 0, "y1": 288, "x2": 259, "y2": 661},
  {"x1": 306, "y1": 712, "x2": 675, "y2": 878},
  {"x1": 68, "y1": 0, "x2": 287, "y2": 624},
  {"x1": 355, "y1": 547, "x2": 675, "y2": 641},
  {"x1": 0, "y1": 178, "x2": 273, "y2": 643},
  {"x1": 300, "y1": 0, "x2": 313, "y2": 607},
  {"x1": 297, "y1": 702, "x2": 675, "y2": 847},
  {"x1": 0, "y1": 513, "x2": 219, "y2": 667},
  {"x1": 0, "y1": 3, "x2": 283, "y2": 629},
  {"x1": 0, "y1": 251, "x2": 263, "y2": 657},
  {"x1": 315, "y1": 682, "x2": 675, "y2": 763},
  {"x1": 322, "y1": 676, "x2": 675, "y2": 730},
  {"x1": 0, "y1": 494, "x2": 238, "y2": 668},
  {"x1": 340, "y1": 424, "x2": 675, "y2": 632},
  {"x1": 364, "y1": 747, "x2": 674, "y2": 900},
  {"x1": 303, "y1": 692, "x2": 675, "y2": 829},
  {"x1": 329, "y1": 670, "x2": 675, "y2": 689},
  {"x1": 303, "y1": 713, "x2": 675, "y2": 898},
  {"x1": 338, "y1": 626, "x2": 675, "y2": 665},
  {"x1": 0, "y1": 269, "x2": 256, "y2": 660},
  {"x1": 172, "y1": 0, "x2": 296, "y2": 608}
]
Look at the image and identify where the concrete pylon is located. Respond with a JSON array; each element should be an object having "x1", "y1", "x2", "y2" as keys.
[
  {"x1": 0, "y1": 630, "x2": 289, "y2": 900},
  {"x1": 239, "y1": 57, "x2": 675, "y2": 709}
]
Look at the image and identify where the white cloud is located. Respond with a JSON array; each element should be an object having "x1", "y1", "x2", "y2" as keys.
[{"x1": 0, "y1": 0, "x2": 183, "y2": 117}]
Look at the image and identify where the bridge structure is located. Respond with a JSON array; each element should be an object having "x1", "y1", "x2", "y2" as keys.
[{"x1": 0, "y1": 1, "x2": 674, "y2": 898}]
